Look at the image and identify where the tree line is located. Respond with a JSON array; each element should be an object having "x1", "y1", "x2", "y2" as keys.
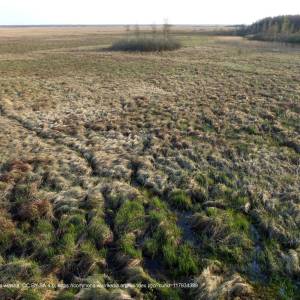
[{"x1": 236, "y1": 15, "x2": 300, "y2": 43}]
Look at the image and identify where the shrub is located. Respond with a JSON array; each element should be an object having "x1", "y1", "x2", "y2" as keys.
[{"x1": 110, "y1": 37, "x2": 181, "y2": 52}]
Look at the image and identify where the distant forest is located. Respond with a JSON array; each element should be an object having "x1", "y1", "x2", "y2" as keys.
[{"x1": 237, "y1": 15, "x2": 300, "y2": 43}]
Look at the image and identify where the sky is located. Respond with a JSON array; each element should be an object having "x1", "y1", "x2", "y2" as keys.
[{"x1": 0, "y1": 0, "x2": 299, "y2": 26}]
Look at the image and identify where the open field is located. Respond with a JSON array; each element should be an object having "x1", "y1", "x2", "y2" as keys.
[{"x1": 0, "y1": 26, "x2": 299, "y2": 299}]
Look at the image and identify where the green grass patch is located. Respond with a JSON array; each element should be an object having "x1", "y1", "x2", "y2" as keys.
[
  {"x1": 115, "y1": 199, "x2": 145, "y2": 234},
  {"x1": 169, "y1": 190, "x2": 192, "y2": 210},
  {"x1": 120, "y1": 233, "x2": 142, "y2": 259},
  {"x1": 88, "y1": 216, "x2": 112, "y2": 248},
  {"x1": 196, "y1": 208, "x2": 253, "y2": 265}
]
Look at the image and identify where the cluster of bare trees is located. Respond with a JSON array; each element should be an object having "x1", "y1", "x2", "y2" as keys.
[{"x1": 124, "y1": 19, "x2": 172, "y2": 39}]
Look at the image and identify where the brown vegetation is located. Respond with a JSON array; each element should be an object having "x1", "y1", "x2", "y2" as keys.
[{"x1": 0, "y1": 26, "x2": 299, "y2": 299}]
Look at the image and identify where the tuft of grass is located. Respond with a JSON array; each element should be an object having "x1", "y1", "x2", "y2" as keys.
[
  {"x1": 0, "y1": 210, "x2": 15, "y2": 254},
  {"x1": 143, "y1": 196, "x2": 198, "y2": 277},
  {"x1": 177, "y1": 244, "x2": 198, "y2": 276},
  {"x1": 0, "y1": 258, "x2": 42, "y2": 283},
  {"x1": 158, "y1": 287, "x2": 182, "y2": 300},
  {"x1": 193, "y1": 208, "x2": 253, "y2": 265},
  {"x1": 119, "y1": 233, "x2": 142, "y2": 259},
  {"x1": 115, "y1": 199, "x2": 145, "y2": 234},
  {"x1": 110, "y1": 37, "x2": 182, "y2": 52},
  {"x1": 55, "y1": 290, "x2": 76, "y2": 300},
  {"x1": 162, "y1": 242, "x2": 198, "y2": 276},
  {"x1": 169, "y1": 189, "x2": 192, "y2": 210},
  {"x1": 88, "y1": 216, "x2": 112, "y2": 248},
  {"x1": 21, "y1": 290, "x2": 42, "y2": 300}
]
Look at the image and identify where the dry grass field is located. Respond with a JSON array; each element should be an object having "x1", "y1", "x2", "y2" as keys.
[{"x1": 0, "y1": 26, "x2": 299, "y2": 300}]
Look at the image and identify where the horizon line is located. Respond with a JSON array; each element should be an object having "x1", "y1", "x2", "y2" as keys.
[{"x1": 0, "y1": 23, "x2": 243, "y2": 27}]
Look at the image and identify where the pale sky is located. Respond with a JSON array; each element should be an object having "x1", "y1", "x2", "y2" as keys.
[{"x1": 0, "y1": 0, "x2": 299, "y2": 26}]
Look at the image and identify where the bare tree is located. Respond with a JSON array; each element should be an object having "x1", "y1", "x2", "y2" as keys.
[
  {"x1": 163, "y1": 19, "x2": 172, "y2": 39},
  {"x1": 134, "y1": 24, "x2": 140, "y2": 38},
  {"x1": 125, "y1": 25, "x2": 130, "y2": 39},
  {"x1": 151, "y1": 23, "x2": 157, "y2": 38}
]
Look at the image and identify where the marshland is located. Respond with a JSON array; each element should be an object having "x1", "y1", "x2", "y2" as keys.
[{"x1": 0, "y1": 24, "x2": 299, "y2": 299}]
